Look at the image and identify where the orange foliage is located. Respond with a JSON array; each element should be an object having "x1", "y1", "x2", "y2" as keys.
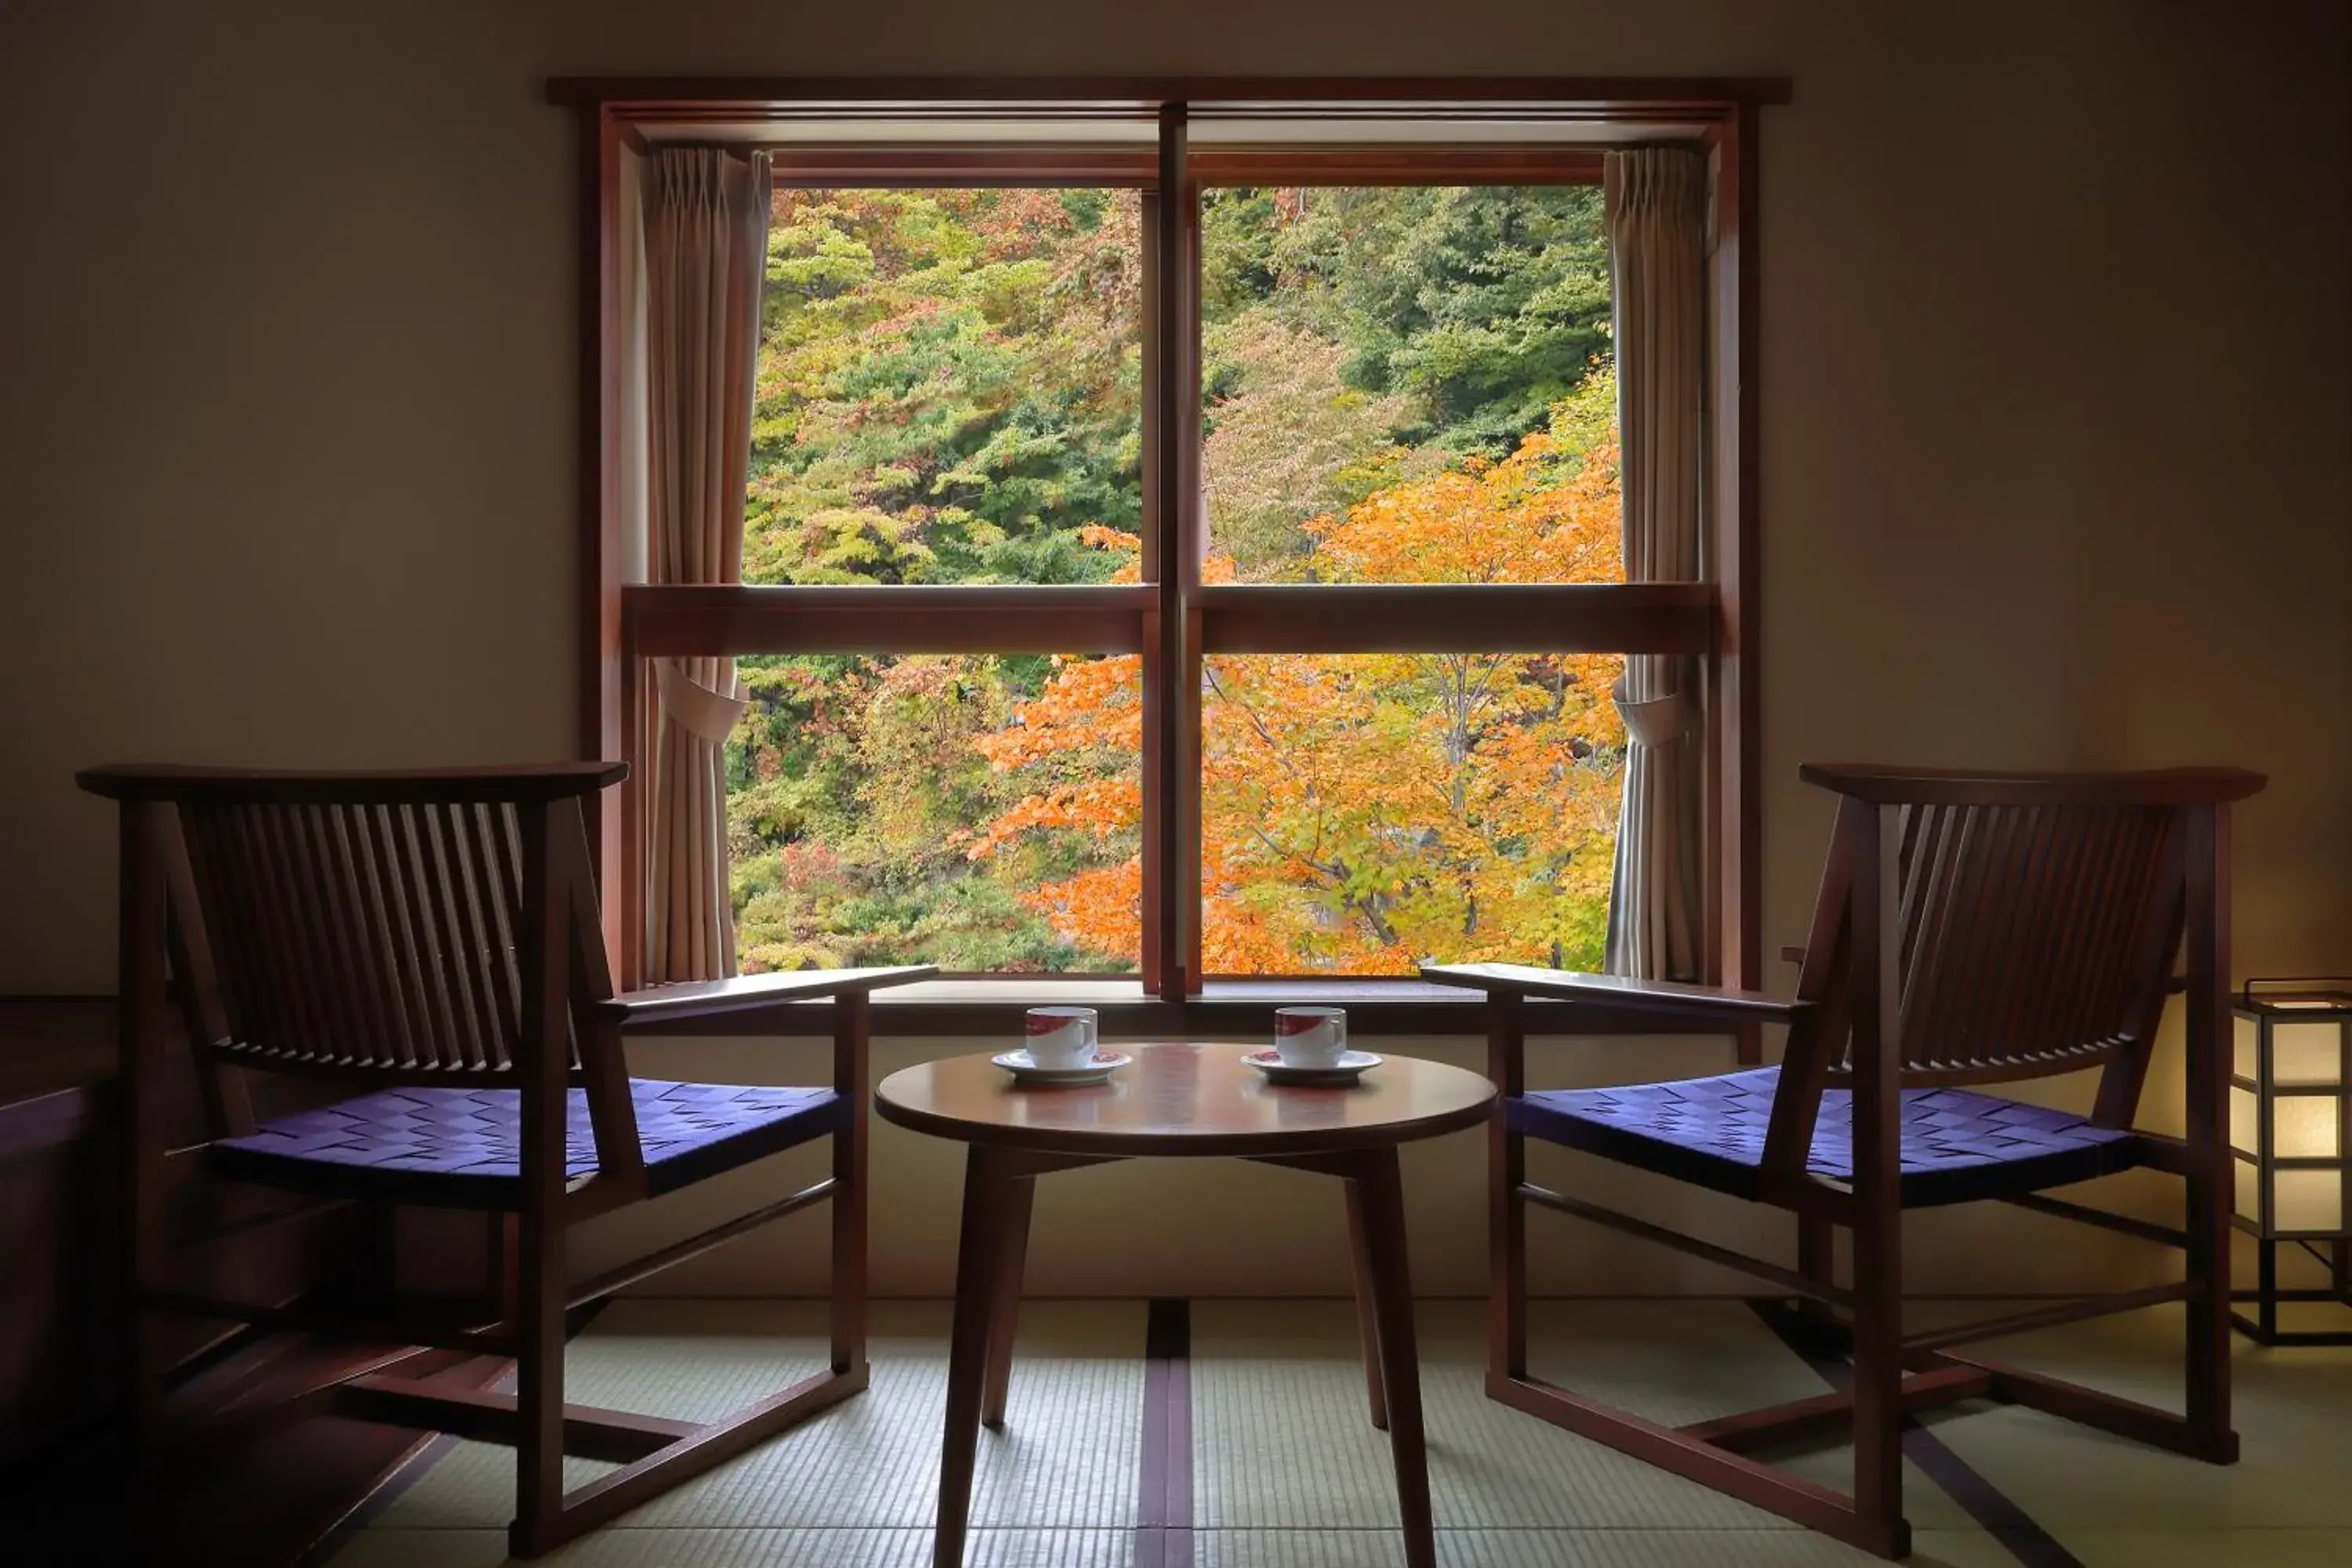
[{"x1": 972, "y1": 408, "x2": 1628, "y2": 975}]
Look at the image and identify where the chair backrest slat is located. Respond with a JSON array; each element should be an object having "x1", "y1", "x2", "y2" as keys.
[
  {"x1": 299, "y1": 803, "x2": 376, "y2": 1063},
  {"x1": 339, "y1": 804, "x2": 416, "y2": 1069},
  {"x1": 1790, "y1": 766, "x2": 2262, "y2": 1093},
  {"x1": 241, "y1": 804, "x2": 325, "y2": 1060},
  {"x1": 386, "y1": 800, "x2": 461, "y2": 1070},
  {"x1": 427, "y1": 801, "x2": 499, "y2": 1070},
  {"x1": 1890, "y1": 802, "x2": 1973, "y2": 1057},
  {"x1": 477, "y1": 804, "x2": 528, "y2": 1064},
  {"x1": 82, "y1": 764, "x2": 628, "y2": 1089},
  {"x1": 1875, "y1": 800, "x2": 2172, "y2": 1080},
  {"x1": 181, "y1": 804, "x2": 275, "y2": 1062}
]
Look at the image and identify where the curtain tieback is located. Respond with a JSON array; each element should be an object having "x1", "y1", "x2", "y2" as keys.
[
  {"x1": 1611, "y1": 676, "x2": 1693, "y2": 749},
  {"x1": 655, "y1": 659, "x2": 747, "y2": 744}
]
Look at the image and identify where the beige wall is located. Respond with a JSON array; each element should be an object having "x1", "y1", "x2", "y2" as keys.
[{"x1": 5, "y1": 1, "x2": 2347, "y2": 1297}]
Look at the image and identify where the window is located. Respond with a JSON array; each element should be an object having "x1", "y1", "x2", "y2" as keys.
[
  {"x1": 728, "y1": 185, "x2": 1146, "y2": 974},
  {"x1": 570, "y1": 84, "x2": 1773, "y2": 1014},
  {"x1": 743, "y1": 187, "x2": 1145, "y2": 590},
  {"x1": 1198, "y1": 651, "x2": 1627, "y2": 975},
  {"x1": 1190, "y1": 179, "x2": 1627, "y2": 977},
  {"x1": 730, "y1": 651, "x2": 1142, "y2": 974}
]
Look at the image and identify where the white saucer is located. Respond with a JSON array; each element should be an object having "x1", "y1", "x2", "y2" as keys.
[
  {"x1": 1242, "y1": 1047, "x2": 1382, "y2": 1084},
  {"x1": 992, "y1": 1047, "x2": 1133, "y2": 1087}
]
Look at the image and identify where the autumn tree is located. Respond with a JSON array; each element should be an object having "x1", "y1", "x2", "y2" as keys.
[
  {"x1": 729, "y1": 187, "x2": 1147, "y2": 972},
  {"x1": 975, "y1": 366, "x2": 1627, "y2": 974},
  {"x1": 729, "y1": 183, "x2": 1622, "y2": 978},
  {"x1": 1200, "y1": 316, "x2": 1418, "y2": 578}
]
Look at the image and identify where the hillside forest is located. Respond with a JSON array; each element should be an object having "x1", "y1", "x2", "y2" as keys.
[{"x1": 728, "y1": 183, "x2": 1626, "y2": 975}]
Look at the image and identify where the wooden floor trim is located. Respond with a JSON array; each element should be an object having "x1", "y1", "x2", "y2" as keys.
[{"x1": 1135, "y1": 1298, "x2": 1193, "y2": 1568}]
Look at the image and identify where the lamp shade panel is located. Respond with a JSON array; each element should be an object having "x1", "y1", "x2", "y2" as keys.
[
  {"x1": 2274, "y1": 1093, "x2": 2342, "y2": 1160},
  {"x1": 2272, "y1": 1021, "x2": 2345, "y2": 1087},
  {"x1": 2273, "y1": 1169, "x2": 2344, "y2": 1233}
]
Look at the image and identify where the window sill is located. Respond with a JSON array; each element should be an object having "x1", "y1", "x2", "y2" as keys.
[{"x1": 634, "y1": 976, "x2": 1719, "y2": 1038}]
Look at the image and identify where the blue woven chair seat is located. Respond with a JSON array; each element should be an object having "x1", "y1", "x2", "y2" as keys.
[
  {"x1": 211, "y1": 1080, "x2": 841, "y2": 1209},
  {"x1": 1513, "y1": 1067, "x2": 2141, "y2": 1207}
]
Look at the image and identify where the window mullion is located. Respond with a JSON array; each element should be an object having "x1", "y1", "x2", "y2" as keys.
[{"x1": 1150, "y1": 103, "x2": 1200, "y2": 1000}]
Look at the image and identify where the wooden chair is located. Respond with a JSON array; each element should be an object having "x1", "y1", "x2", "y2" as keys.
[
  {"x1": 1425, "y1": 764, "x2": 2264, "y2": 1560},
  {"x1": 79, "y1": 762, "x2": 933, "y2": 1558}
]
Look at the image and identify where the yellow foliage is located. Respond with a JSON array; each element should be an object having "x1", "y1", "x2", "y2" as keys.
[{"x1": 977, "y1": 384, "x2": 1628, "y2": 974}]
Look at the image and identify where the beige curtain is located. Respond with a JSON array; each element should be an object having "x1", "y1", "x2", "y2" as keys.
[
  {"x1": 643, "y1": 148, "x2": 770, "y2": 981},
  {"x1": 1603, "y1": 147, "x2": 1708, "y2": 982}
]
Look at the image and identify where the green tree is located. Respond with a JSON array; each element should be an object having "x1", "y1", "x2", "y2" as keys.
[
  {"x1": 728, "y1": 182, "x2": 1620, "y2": 975},
  {"x1": 1207, "y1": 184, "x2": 1612, "y2": 457},
  {"x1": 746, "y1": 188, "x2": 1143, "y2": 586}
]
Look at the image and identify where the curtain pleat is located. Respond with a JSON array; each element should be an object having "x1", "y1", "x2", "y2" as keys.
[
  {"x1": 1603, "y1": 147, "x2": 1708, "y2": 982},
  {"x1": 643, "y1": 149, "x2": 768, "y2": 982}
]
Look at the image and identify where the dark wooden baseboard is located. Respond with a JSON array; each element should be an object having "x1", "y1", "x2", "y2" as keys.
[
  {"x1": 0, "y1": 1083, "x2": 111, "y2": 1467},
  {"x1": 1, "y1": 996, "x2": 423, "y2": 1566},
  {"x1": 2, "y1": 1338, "x2": 512, "y2": 1568}
]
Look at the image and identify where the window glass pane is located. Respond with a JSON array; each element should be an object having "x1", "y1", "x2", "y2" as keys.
[
  {"x1": 1200, "y1": 186, "x2": 1617, "y2": 585},
  {"x1": 728, "y1": 653, "x2": 1138, "y2": 973},
  {"x1": 1200, "y1": 651, "x2": 1624, "y2": 975},
  {"x1": 744, "y1": 189, "x2": 1142, "y2": 586}
]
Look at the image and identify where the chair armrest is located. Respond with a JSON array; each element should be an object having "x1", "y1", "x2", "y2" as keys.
[
  {"x1": 1418, "y1": 962, "x2": 1808, "y2": 1029},
  {"x1": 598, "y1": 965, "x2": 938, "y2": 1026}
]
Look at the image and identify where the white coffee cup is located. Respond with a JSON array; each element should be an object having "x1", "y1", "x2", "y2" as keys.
[
  {"x1": 1023, "y1": 1006, "x2": 1099, "y2": 1070},
  {"x1": 1272, "y1": 1006, "x2": 1348, "y2": 1069}
]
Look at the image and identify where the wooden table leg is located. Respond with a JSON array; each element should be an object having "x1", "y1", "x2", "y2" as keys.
[
  {"x1": 1348, "y1": 1147, "x2": 1436, "y2": 1568},
  {"x1": 1345, "y1": 1179, "x2": 1390, "y2": 1431},
  {"x1": 934, "y1": 1145, "x2": 1015, "y2": 1568},
  {"x1": 982, "y1": 1175, "x2": 1036, "y2": 1430}
]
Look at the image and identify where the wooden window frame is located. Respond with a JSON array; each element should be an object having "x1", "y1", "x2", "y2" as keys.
[{"x1": 555, "y1": 76, "x2": 1786, "y2": 1035}]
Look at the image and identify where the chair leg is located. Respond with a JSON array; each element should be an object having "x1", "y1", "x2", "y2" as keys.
[
  {"x1": 121, "y1": 1210, "x2": 163, "y2": 1453},
  {"x1": 488, "y1": 1213, "x2": 520, "y2": 1330},
  {"x1": 982, "y1": 1176, "x2": 1034, "y2": 1430},
  {"x1": 361, "y1": 1200, "x2": 399, "y2": 1298},
  {"x1": 1847, "y1": 1204, "x2": 1909, "y2": 1560},
  {"x1": 2183, "y1": 1159, "x2": 2239, "y2": 1462},
  {"x1": 120, "y1": 1290, "x2": 163, "y2": 1563},
  {"x1": 1797, "y1": 1215, "x2": 1838, "y2": 1330},
  {"x1": 1487, "y1": 996, "x2": 1528, "y2": 1388},
  {"x1": 508, "y1": 1199, "x2": 568, "y2": 1559},
  {"x1": 1490, "y1": 1118, "x2": 1527, "y2": 1388},
  {"x1": 1345, "y1": 1177, "x2": 1389, "y2": 1430},
  {"x1": 832, "y1": 995, "x2": 871, "y2": 1378},
  {"x1": 2180, "y1": 800, "x2": 2238, "y2": 1461}
]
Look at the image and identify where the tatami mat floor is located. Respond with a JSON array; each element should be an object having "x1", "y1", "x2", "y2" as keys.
[{"x1": 323, "y1": 1298, "x2": 2352, "y2": 1568}]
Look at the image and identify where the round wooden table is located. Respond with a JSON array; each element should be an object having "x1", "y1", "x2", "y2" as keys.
[{"x1": 877, "y1": 1042, "x2": 1496, "y2": 1568}]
